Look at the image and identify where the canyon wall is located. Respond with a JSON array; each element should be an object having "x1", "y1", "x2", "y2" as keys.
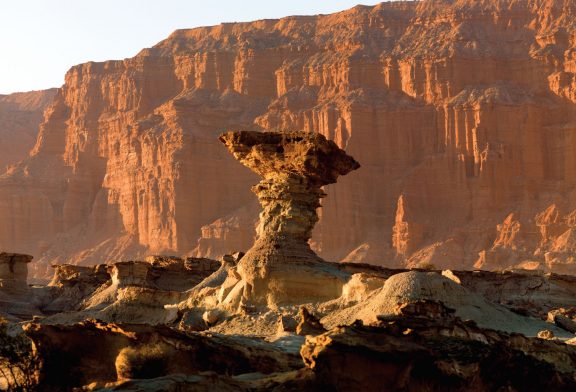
[
  {"x1": 2, "y1": 0, "x2": 576, "y2": 276},
  {"x1": 0, "y1": 89, "x2": 56, "y2": 171}
]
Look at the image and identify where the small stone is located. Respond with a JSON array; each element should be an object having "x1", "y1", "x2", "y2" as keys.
[
  {"x1": 547, "y1": 308, "x2": 576, "y2": 334},
  {"x1": 277, "y1": 315, "x2": 298, "y2": 333},
  {"x1": 537, "y1": 329, "x2": 555, "y2": 339},
  {"x1": 202, "y1": 309, "x2": 220, "y2": 325},
  {"x1": 442, "y1": 270, "x2": 461, "y2": 284},
  {"x1": 222, "y1": 254, "x2": 236, "y2": 264},
  {"x1": 179, "y1": 311, "x2": 207, "y2": 332},
  {"x1": 296, "y1": 307, "x2": 326, "y2": 336},
  {"x1": 232, "y1": 252, "x2": 245, "y2": 263}
]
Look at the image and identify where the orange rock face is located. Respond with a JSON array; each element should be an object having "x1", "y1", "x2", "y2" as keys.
[
  {"x1": 0, "y1": 89, "x2": 56, "y2": 171},
  {"x1": 2, "y1": 0, "x2": 576, "y2": 275}
]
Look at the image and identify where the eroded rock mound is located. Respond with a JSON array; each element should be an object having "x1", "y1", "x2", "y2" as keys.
[
  {"x1": 24, "y1": 319, "x2": 303, "y2": 391},
  {"x1": 302, "y1": 301, "x2": 576, "y2": 392},
  {"x1": 40, "y1": 264, "x2": 110, "y2": 314},
  {"x1": 23, "y1": 299, "x2": 576, "y2": 391},
  {"x1": 0, "y1": 255, "x2": 224, "y2": 325},
  {"x1": 218, "y1": 131, "x2": 359, "y2": 306},
  {"x1": 322, "y1": 270, "x2": 571, "y2": 338},
  {"x1": 9, "y1": 253, "x2": 576, "y2": 391}
]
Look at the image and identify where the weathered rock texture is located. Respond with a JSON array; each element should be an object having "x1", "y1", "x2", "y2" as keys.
[
  {"x1": 0, "y1": 252, "x2": 39, "y2": 320},
  {"x1": 321, "y1": 270, "x2": 571, "y2": 337},
  {"x1": 219, "y1": 131, "x2": 359, "y2": 305},
  {"x1": 0, "y1": 89, "x2": 56, "y2": 171},
  {"x1": 24, "y1": 320, "x2": 302, "y2": 391},
  {"x1": 220, "y1": 131, "x2": 359, "y2": 253},
  {"x1": 8, "y1": 258, "x2": 576, "y2": 390},
  {"x1": 15, "y1": 256, "x2": 222, "y2": 324},
  {"x1": 548, "y1": 307, "x2": 576, "y2": 333},
  {"x1": 0, "y1": 252, "x2": 33, "y2": 296},
  {"x1": 23, "y1": 300, "x2": 576, "y2": 391},
  {"x1": 2, "y1": 0, "x2": 576, "y2": 274},
  {"x1": 302, "y1": 301, "x2": 576, "y2": 392}
]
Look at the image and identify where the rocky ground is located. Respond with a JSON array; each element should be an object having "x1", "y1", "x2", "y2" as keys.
[
  {"x1": 1, "y1": 131, "x2": 576, "y2": 391},
  {"x1": 3, "y1": 253, "x2": 576, "y2": 391}
]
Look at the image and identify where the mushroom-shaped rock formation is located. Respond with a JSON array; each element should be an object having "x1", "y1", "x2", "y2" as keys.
[
  {"x1": 0, "y1": 252, "x2": 39, "y2": 320},
  {"x1": 0, "y1": 252, "x2": 33, "y2": 297},
  {"x1": 219, "y1": 131, "x2": 360, "y2": 306}
]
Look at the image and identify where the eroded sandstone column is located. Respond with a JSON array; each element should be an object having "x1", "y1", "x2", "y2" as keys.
[
  {"x1": 219, "y1": 131, "x2": 360, "y2": 305},
  {"x1": 0, "y1": 252, "x2": 33, "y2": 296}
]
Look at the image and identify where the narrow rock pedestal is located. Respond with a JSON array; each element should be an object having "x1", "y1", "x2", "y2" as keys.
[
  {"x1": 219, "y1": 131, "x2": 360, "y2": 306},
  {"x1": 0, "y1": 252, "x2": 33, "y2": 297},
  {"x1": 0, "y1": 252, "x2": 39, "y2": 320}
]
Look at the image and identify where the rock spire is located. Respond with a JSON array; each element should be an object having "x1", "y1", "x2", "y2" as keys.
[{"x1": 219, "y1": 130, "x2": 359, "y2": 305}]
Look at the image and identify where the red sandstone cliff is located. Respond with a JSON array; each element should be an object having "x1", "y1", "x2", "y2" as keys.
[
  {"x1": 0, "y1": 89, "x2": 56, "y2": 171},
  {"x1": 3, "y1": 0, "x2": 576, "y2": 276}
]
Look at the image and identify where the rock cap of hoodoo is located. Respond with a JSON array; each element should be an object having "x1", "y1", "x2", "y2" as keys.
[
  {"x1": 0, "y1": 252, "x2": 33, "y2": 264},
  {"x1": 218, "y1": 131, "x2": 360, "y2": 186}
]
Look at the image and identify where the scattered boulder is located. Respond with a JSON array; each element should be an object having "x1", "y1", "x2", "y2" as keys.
[
  {"x1": 537, "y1": 329, "x2": 556, "y2": 340},
  {"x1": 222, "y1": 252, "x2": 244, "y2": 264},
  {"x1": 203, "y1": 309, "x2": 221, "y2": 325},
  {"x1": 178, "y1": 310, "x2": 207, "y2": 332},
  {"x1": 547, "y1": 308, "x2": 576, "y2": 333},
  {"x1": 441, "y1": 269, "x2": 461, "y2": 284},
  {"x1": 277, "y1": 314, "x2": 298, "y2": 334},
  {"x1": 296, "y1": 307, "x2": 326, "y2": 336}
]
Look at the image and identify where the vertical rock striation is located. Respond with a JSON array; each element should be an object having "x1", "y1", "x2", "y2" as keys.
[
  {"x1": 1, "y1": 0, "x2": 576, "y2": 274},
  {"x1": 0, "y1": 89, "x2": 56, "y2": 171}
]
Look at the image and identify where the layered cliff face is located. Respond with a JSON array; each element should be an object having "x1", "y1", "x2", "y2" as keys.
[
  {"x1": 0, "y1": 89, "x2": 56, "y2": 171},
  {"x1": 3, "y1": 0, "x2": 576, "y2": 275}
]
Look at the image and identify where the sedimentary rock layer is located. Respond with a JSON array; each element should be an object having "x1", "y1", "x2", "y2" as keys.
[
  {"x1": 0, "y1": 252, "x2": 33, "y2": 296},
  {"x1": 25, "y1": 320, "x2": 302, "y2": 390},
  {"x1": 0, "y1": 89, "x2": 56, "y2": 171},
  {"x1": 2, "y1": 0, "x2": 576, "y2": 273},
  {"x1": 23, "y1": 300, "x2": 576, "y2": 391},
  {"x1": 218, "y1": 131, "x2": 359, "y2": 305},
  {"x1": 302, "y1": 301, "x2": 576, "y2": 391}
]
